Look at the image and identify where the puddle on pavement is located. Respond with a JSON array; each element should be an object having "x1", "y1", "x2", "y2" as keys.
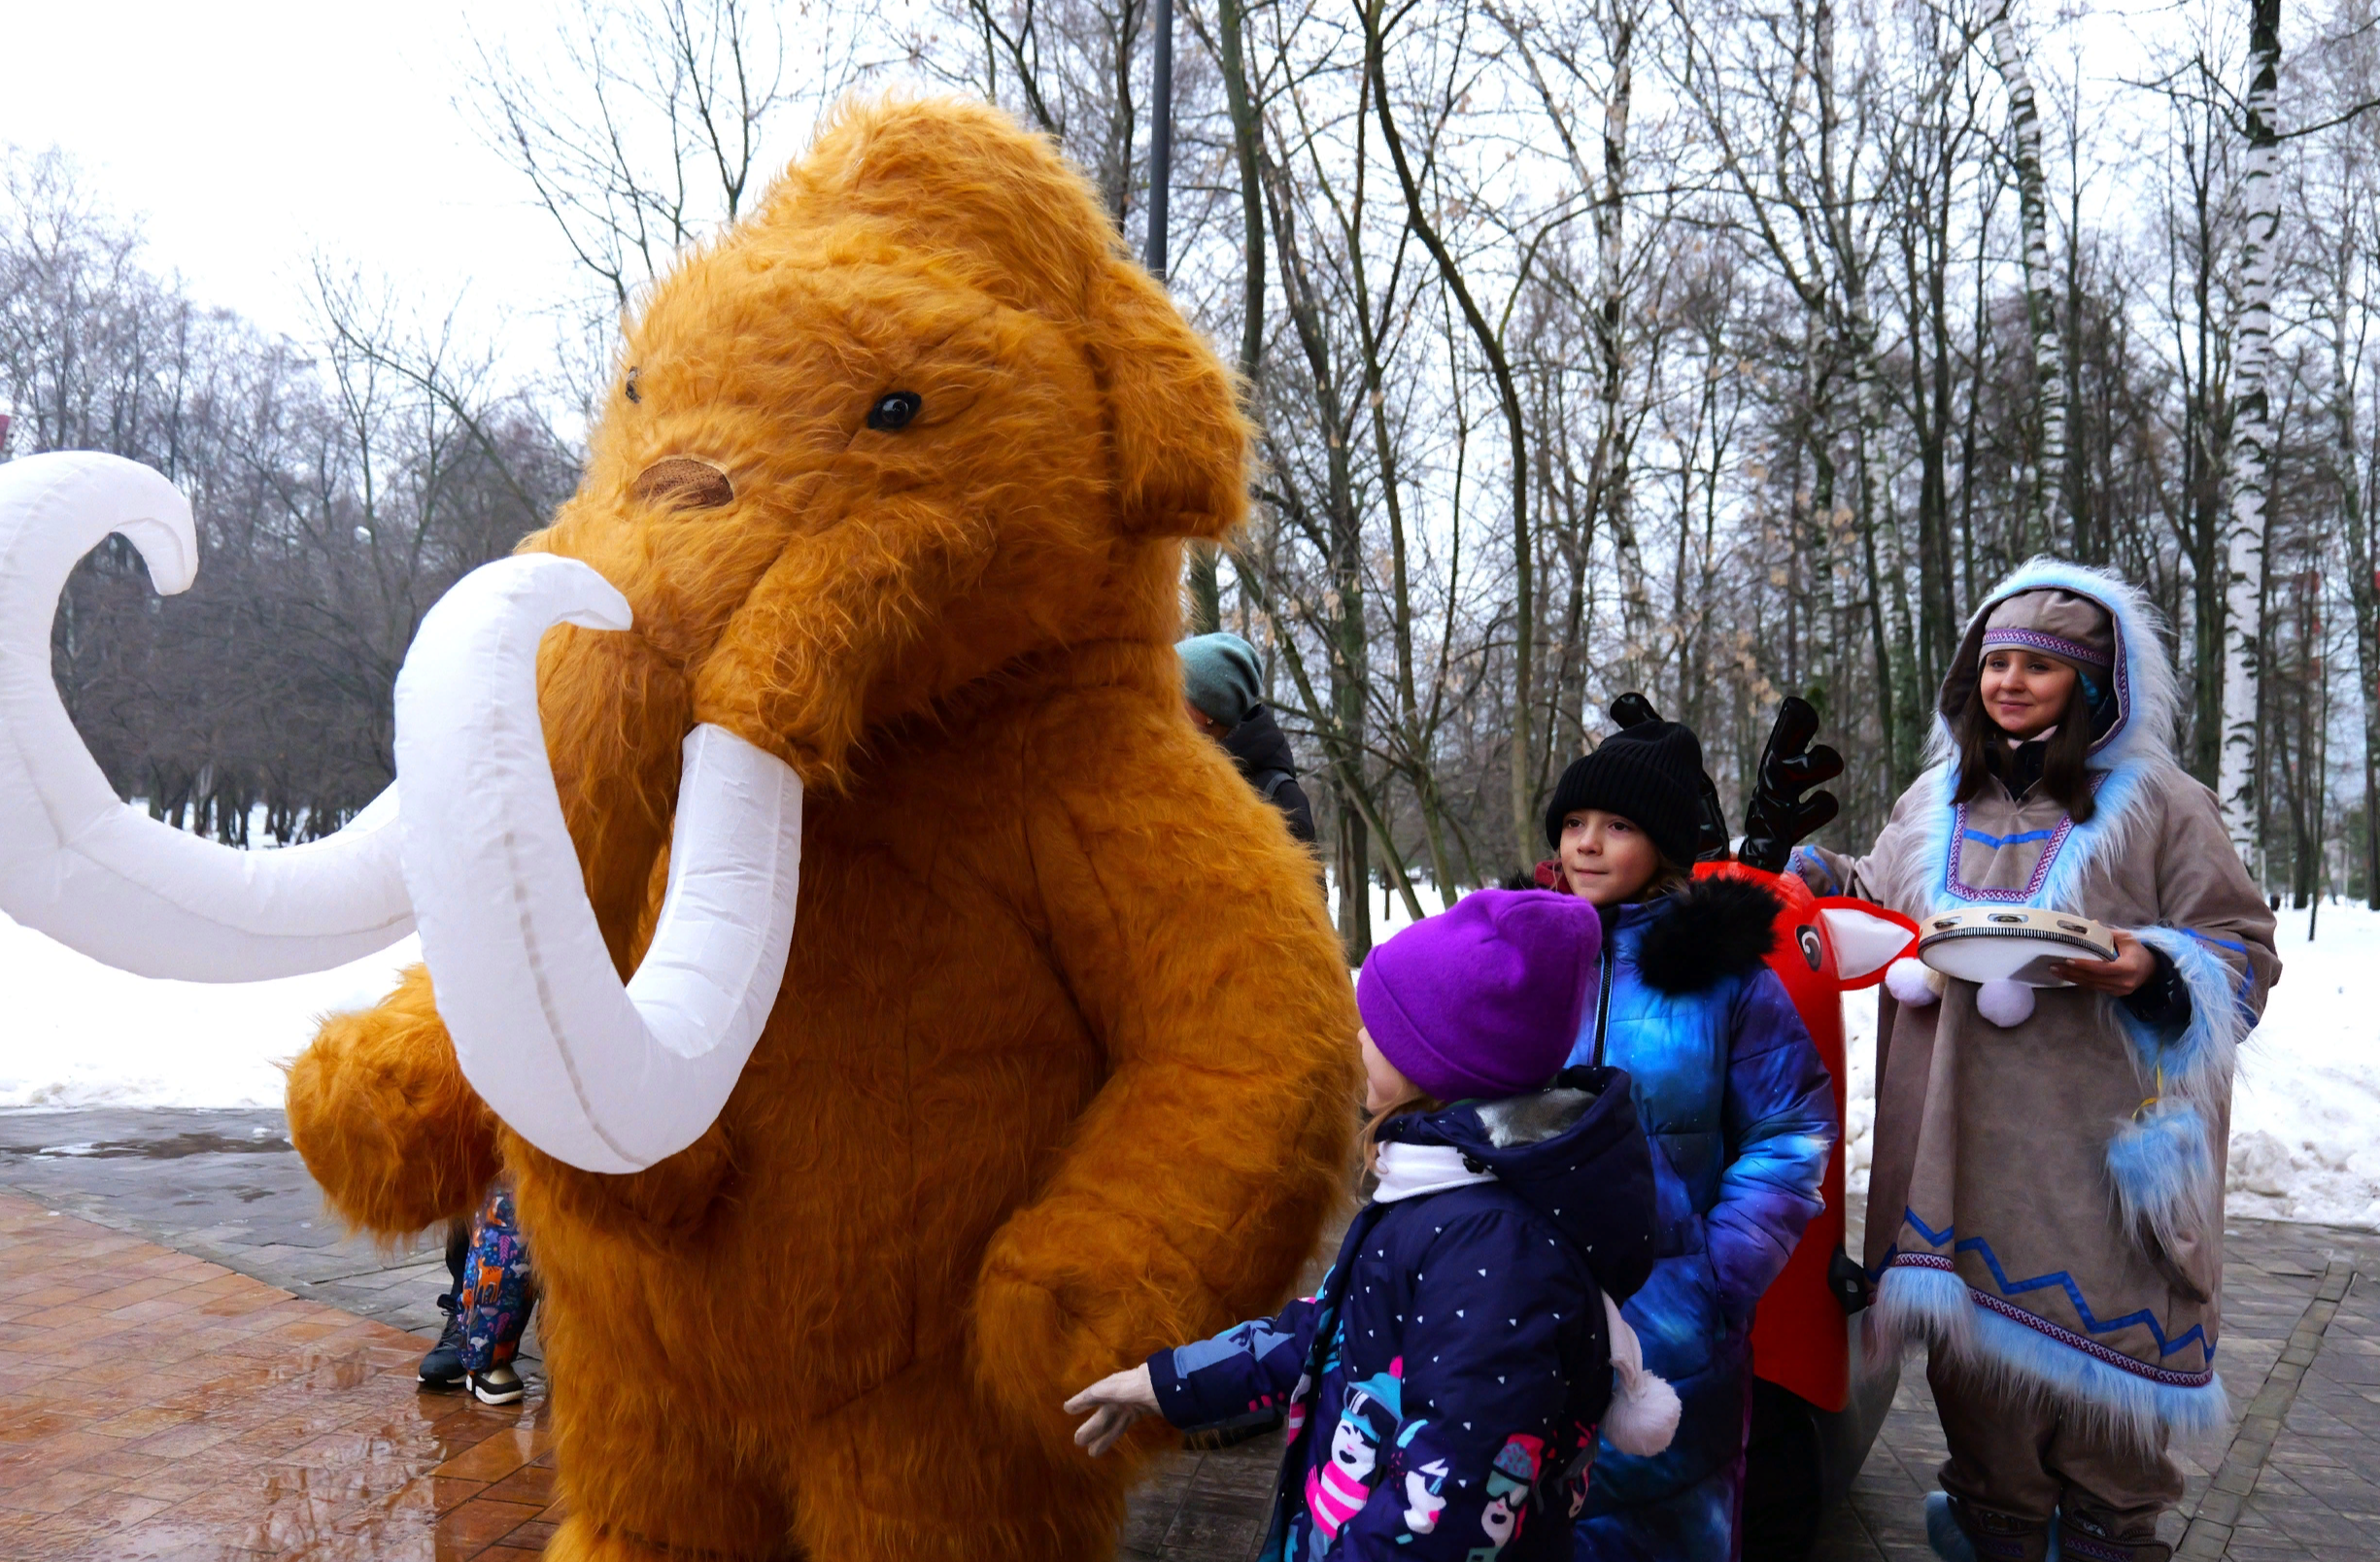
[{"x1": 5, "y1": 1128, "x2": 292, "y2": 1159}]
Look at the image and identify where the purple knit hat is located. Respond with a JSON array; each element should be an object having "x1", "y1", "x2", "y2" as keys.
[{"x1": 1356, "y1": 889, "x2": 1603, "y2": 1103}]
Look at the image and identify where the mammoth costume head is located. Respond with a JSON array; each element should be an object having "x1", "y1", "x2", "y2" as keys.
[{"x1": 0, "y1": 96, "x2": 1249, "y2": 1173}]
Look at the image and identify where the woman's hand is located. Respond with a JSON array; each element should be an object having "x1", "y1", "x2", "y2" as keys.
[
  {"x1": 1064, "y1": 1364, "x2": 1160, "y2": 1457},
  {"x1": 2051, "y1": 928, "x2": 2155, "y2": 996}
]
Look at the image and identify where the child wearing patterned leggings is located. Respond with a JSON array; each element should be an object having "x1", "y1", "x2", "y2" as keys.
[{"x1": 416, "y1": 1184, "x2": 538, "y2": 1406}]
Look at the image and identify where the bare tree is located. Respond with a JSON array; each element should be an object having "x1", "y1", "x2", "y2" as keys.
[{"x1": 2221, "y1": 0, "x2": 2285, "y2": 867}]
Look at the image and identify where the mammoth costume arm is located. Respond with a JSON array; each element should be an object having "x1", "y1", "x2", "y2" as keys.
[{"x1": 971, "y1": 693, "x2": 1359, "y2": 1453}]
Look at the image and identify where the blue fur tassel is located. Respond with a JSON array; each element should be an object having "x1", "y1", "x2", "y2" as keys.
[
  {"x1": 2106, "y1": 1100, "x2": 2212, "y2": 1257},
  {"x1": 2106, "y1": 926, "x2": 2244, "y2": 1268}
]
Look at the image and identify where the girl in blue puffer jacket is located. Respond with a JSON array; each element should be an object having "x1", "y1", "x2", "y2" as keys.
[
  {"x1": 1065, "y1": 890, "x2": 1679, "y2": 1561},
  {"x1": 1541, "y1": 720, "x2": 1837, "y2": 1561}
]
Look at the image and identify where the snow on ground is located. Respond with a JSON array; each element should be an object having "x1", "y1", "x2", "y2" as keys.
[
  {"x1": 0, "y1": 912, "x2": 420, "y2": 1110},
  {"x1": 2221, "y1": 901, "x2": 2380, "y2": 1226},
  {"x1": 1844, "y1": 900, "x2": 2380, "y2": 1230},
  {"x1": 0, "y1": 874, "x2": 1420, "y2": 1112},
  {"x1": 5, "y1": 874, "x2": 2375, "y2": 1230}
]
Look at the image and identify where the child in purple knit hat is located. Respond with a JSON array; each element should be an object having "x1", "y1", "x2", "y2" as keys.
[{"x1": 1066, "y1": 891, "x2": 1676, "y2": 1562}]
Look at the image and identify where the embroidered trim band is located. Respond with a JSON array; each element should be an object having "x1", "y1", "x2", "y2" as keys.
[
  {"x1": 1887, "y1": 1254, "x2": 2218, "y2": 1386},
  {"x1": 1980, "y1": 626, "x2": 2114, "y2": 668}
]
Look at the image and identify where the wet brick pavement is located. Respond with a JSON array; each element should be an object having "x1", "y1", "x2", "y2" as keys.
[
  {"x1": 0, "y1": 1108, "x2": 540, "y2": 1384},
  {"x1": 5, "y1": 1106, "x2": 2377, "y2": 1560},
  {"x1": 0, "y1": 1109, "x2": 463, "y2": 1337},
  {"x1": 0, "y1": 1189, "x2": 561, "y2": 1559}
]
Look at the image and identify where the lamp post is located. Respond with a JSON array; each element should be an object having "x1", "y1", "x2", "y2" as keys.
[{"x1": 1145, "y1": 0, "x2": 1173, "y2": 282}]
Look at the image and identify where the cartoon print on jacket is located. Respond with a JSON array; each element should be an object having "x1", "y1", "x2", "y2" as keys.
[
  {"x1": 1398, "y1": 1424, "x2": 1453, "y2": 1534},
  {"x1": 1308, "y1": 1371, "x2": 1404, "y2": 1541},
  {"x1": 1148, "y1": 1070, "x2": 1660, "y2": 1562},
  {"x1": 1469, "y1": 1434, "x2": 1547, "y2": 1559},
  {"x1": 279, "y1": 97, "x2": 1358, "y2": 1562}
]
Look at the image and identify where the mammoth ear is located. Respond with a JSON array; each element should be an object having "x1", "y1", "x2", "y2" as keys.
[{"x1": 1083, "y1": 259, "x2": 1249, "y2": 541}]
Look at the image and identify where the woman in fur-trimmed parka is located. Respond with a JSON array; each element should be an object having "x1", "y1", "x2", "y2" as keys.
[{"x1": 1792, "y1": 560, "x2": 2278, "y2": 1562}]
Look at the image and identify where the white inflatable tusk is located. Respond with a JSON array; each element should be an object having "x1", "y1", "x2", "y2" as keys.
[
  {"x1": 391, "y1": 554, "x2": 802, "y2": 1173},
  {"x1": 0, "y1": 452, "x2": 415, "y2": 980}
]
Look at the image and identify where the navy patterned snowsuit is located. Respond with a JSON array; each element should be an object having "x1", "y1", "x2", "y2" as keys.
[{"x1": 1148, "y1": 1069, "x2": 1658, "y2": 1561}]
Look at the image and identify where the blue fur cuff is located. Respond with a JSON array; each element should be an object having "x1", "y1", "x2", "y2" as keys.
[
  {"x1": 2107, "y1": 926, "x2": 2243, "y2": 1269},
  {"x1": 2119, "y1": 926, "x2": 2246, "y2": 1092}
]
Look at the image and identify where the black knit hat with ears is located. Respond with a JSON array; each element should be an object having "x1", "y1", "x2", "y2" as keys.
[{"x1": 1542, "y1": 720, "x2": 1707, "y2": 868}]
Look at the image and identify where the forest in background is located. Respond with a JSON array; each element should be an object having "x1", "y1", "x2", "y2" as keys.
[{"x1": 3, "y1": 0, "x2": 2373, "y2": 958}]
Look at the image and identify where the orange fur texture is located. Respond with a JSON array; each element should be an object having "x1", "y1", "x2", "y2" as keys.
[{"x1": 282, "y1": 96, "x2": 1358, "y2": 1561}]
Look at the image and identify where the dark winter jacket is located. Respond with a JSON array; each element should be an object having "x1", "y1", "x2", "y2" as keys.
[
  {"x1": 1149, "y1": 1068, "x2": 1658, "y2": 1561},
  {"x1": 1221, "y1": 704, "x2": 1317, "y2": 845},
  {"x1": 1562, "y1": 879, "x2": 1834, "y2": 1525}
]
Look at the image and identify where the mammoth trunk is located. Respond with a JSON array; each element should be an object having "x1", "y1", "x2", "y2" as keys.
[{"x1": 689, "y1": 496, "x2": 995, "y2": 794}]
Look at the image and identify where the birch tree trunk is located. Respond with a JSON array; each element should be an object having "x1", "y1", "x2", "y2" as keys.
[
  {"x1": 2221, "y1": 0, "x2": 2282, "y2": 872},
  {"x1": 2333, "y1": 278, "x2": 2380, "y2": 908},
  {"x1": 1593, "y1": 0, "x2": 1634, "y2": 730},
  {"x1": 1987, "y1": 0, "x2": 2069, "y2": 550}
]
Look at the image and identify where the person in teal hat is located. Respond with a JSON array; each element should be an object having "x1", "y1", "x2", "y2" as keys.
[{"x1": 1176, "y1": 631, "x2": 1316, "y2": 844}]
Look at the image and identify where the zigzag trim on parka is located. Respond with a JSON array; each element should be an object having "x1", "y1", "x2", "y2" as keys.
[{"x1": 1871, "y1": 1261, "x2": 2228, "y2": 1450}]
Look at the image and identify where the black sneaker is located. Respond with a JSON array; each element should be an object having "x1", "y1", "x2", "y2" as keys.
[
  {"x1": 418, "y1": 1298, "x2": 467, "y2": 1391},
  {"x1": 468, "y1": 1365, "x2": 525, "y2": 1405}
]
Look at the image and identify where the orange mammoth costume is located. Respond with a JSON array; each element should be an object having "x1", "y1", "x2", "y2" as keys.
[{"x1": 284, "y1": 98, "x2": 1356, "y2": 1561}]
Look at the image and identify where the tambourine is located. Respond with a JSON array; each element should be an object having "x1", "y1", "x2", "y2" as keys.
[{"x1": 1917, "y1": 906, "x2": 2116, "y2": 988}]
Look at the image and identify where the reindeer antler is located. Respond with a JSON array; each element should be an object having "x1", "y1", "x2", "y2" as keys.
[{"x1": 1736, "y1": 696, "x2": 1844, "y2": 873}]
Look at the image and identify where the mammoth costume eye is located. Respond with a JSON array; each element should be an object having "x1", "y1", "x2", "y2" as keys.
[
  {"x1": 625, "y1": 366, "x2": 642, "y2": 404},
  {"x1": 867, "y1": 390, "x2": 922, "y2": 430}
]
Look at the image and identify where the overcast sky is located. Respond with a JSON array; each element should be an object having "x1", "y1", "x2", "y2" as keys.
[
  {"x1": 0, "y1": 1, "x2": 585, "y2": 340},
  {"x1": 2, "y1": 0, "x2": 2197, "y2": 356}
]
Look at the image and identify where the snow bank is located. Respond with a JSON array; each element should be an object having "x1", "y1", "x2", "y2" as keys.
[
  {"x1": 2221, "y1": 901, "x2": 2380, "y2": 1227},
  {"x1": 5, "y1": 873, "x2": 1432, "y2": 1110},
  {"x1": 0, "y1": 911, "x2": 419, "y2": 1109},
  {"x1": 7, "y1": 880, "x2": 2372, "y2": 1232},
  {"x1": 1844, "y1": 900, "x2": 2380, "y2": 1230}
]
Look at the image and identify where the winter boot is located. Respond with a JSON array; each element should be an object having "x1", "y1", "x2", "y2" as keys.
[
  {"x1": 2053, "y1": 1503, "x2": 2169, "y2": 1562},
  {"x1": 1927, "y1": 1492, "x2": 2057, "y2": 1562},
  {"x1": 417, "y1": 1296, "x2": 467, "y2": 1391}
]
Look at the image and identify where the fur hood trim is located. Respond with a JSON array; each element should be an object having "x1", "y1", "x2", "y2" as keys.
[
  {"x1": 1908, "y1": 559, "x2": 2185, "y2": 916},
  {"x1": 1633, "y1": 875, "x2": 1780, "y2": 994},
  {"x1": 1929, "y1": 558, "x2": 2182, "y2": 777}
]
